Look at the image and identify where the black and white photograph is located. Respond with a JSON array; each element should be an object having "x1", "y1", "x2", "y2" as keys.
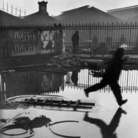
[{"x1": 0, "y1": 0, "x2": 138, "y2": 137}]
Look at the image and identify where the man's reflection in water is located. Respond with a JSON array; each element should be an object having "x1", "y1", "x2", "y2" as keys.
[
  {"x1": 71, "y1": 69, "x2": 80, "y2": 86},
  {"x1": 41, "y1": 75, "x2": 50, "y2": 91},
  {"x1": 83, "y1": 108, "x2": 127, "y2": 138}
]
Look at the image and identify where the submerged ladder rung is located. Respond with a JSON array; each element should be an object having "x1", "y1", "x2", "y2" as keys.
[
  {"x1": 74, "y1": 100, "x2": 80, "y2": 107},
  {"x1": 22, "y1": 98, "x2": 95, "y2": 109},
  {"x1": 58, "y1": 100, "x2": 64, "y2": 106},
  {"x1": 67, "y1": 100, "x2": 72, "y2": 106}
]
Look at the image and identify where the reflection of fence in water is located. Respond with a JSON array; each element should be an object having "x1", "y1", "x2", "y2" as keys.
[
  {"x1": 1, "y1": 69, "x2": 138, "y2": 101},
  {"x1": 66, "y1": 69, "x2": 138, "y2": 92},
  {"x1": 65, "y1": 83, "x2": 138, "y2": 92}
]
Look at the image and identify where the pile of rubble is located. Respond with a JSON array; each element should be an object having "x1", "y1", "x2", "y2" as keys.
[{"x1": 46, "y1": 53, "x2": 88, "y2": 68}]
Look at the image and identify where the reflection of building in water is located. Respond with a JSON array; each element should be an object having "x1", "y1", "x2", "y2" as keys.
[
  {"x1": 41, "y1": 73, "x2": 64, "y2": 94},
  {"x1": 0, "y1": 71, "x2": 64, "y2": 100},
  {"x1": 65, "y1": 69, "x2": 138, "y2": 92}
]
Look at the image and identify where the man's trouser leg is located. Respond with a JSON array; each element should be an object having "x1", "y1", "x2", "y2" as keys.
[
  {"x1": 110, "y1": 82, "x2": 123, "y2": 105},
  {"x1": 85, "y1": 79, "x2": 108, "y2": 93}
]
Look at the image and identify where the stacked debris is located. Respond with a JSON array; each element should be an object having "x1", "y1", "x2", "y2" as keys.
[{"x1": 46, "y1": 53, "x2": 88, "y2": 68}]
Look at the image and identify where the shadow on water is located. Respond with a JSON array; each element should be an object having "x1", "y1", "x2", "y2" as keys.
[{"x1": 83, "y1": 107, "x2": 127, "y2": 138}]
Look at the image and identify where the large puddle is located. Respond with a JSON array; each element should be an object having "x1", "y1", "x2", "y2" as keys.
[{"x1": 0, "y1": 68, "x2": 138, "y2": 138}]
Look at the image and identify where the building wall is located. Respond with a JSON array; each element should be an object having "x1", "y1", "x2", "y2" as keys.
[{"x1": 0, "y1": 27, "x2": 63, "y2": 59}]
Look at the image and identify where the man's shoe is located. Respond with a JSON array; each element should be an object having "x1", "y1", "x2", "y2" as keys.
[
  {"x1": 83, "y1": 112, "x2": 88, "y2": 121},
  {"x1": 119, "y1": 99, "x2": 128, "y2": 106},
  {"x1": 84, "y1": 89, "x2": 89, "y2": 97},
  {"x1": 118, "y1": 107, "x2": 127, "y2": 114}
]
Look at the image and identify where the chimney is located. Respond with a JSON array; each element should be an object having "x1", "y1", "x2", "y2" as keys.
[{"x1": 38, "y1": 1, "x2": 48, "y2": 14}]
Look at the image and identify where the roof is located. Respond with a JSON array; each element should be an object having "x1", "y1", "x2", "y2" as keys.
[
  {"x1": 126, "y1": 14, "x2": 138, "y2": 23},
  {"x1": 55, "y1": 6, "x2": 121, "y2": 24},
  {"x1": 0, "y1": 1, "x2": 59, "y2": 27},
  {"x1": 61, "y1": 5, "x2": 89, "y2": 14},
  {"x1": 24, "y1": 12, "x2": 60, "y2": 25},
  {"x1": 108, "y1": 5, "x2": 138, "y2": 13},
  {"x1": 0, "y1": 10, "x2": 25, "y2": 26},
  {"x1": 107, "y1": 5, "x2": 138, "y2": 21},
  {"x1": 22, "y1": 0, "x2": 60, "y2": 25}
]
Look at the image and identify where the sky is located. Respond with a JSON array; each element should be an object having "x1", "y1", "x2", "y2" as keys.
[{"x1": 0, "y1": 0, "x2": 138, "y2": 16}]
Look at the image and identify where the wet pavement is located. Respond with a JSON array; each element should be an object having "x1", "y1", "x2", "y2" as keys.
[{"x1": 0, "y1": 68, "x2": 138, "y2": 138}]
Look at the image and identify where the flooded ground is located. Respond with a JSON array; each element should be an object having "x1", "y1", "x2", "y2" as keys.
[{"x1": 0, "y1": 68, "x2": 138, "y2": 138}]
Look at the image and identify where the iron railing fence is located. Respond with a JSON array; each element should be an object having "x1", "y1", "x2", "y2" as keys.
[
  {"x1": 1, "y1": 23, "x2": 138, "y2": 59},
  {"x1": 63, "y1": 23, "x2": 138, "y2": 54}
]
